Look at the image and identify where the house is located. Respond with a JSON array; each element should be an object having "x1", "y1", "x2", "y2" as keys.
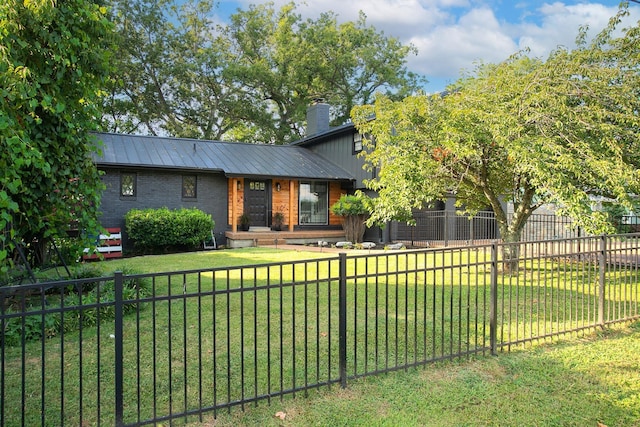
[
  {"x1": 93, "y1": 101, "x2": 497, "y2": 251},
  {"x1": 93, "y1": 128, "x2": 355, "y2": 249}
]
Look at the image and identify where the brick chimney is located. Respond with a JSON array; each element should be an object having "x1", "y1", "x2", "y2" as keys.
[{"x1": 306, "y1": 99, "x2": 330, "y2": 136}]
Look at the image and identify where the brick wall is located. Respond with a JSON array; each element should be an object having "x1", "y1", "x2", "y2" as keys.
[{"x1": 100, "y1": 168, "x2": 228, "y2": 248}]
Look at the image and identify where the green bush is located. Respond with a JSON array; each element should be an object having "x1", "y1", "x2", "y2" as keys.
[
  {"x1": 2, "y1": 267, "x2": 151, "y2": 346},
  {"x1": 51, "y1": 236, "x2": 86, "y2": 266},
  {"x1": 330, "y1": 193, "x2": 371, "y2": 217},
  {"x1": 3, "y1": 311, "x2": 59, "y2": 346},
  {"x1": 602, "y1": 203, "x2": 631, "y2": 234},
  {"x1": 125, "y1": 207, "x2": 214, "y2": 254}
]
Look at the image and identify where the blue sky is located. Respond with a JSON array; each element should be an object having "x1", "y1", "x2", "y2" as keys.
[{"x1": 209, "y1": 1, "x2": 640, "y2": 92}]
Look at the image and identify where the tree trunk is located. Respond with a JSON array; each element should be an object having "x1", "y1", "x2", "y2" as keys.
[
  {"x1": 501, "y1": 230, "x2": 521, "y2": 274},
  {"x1": 488, "y1": 186, "x2": 534, "y2": 274},
  {"x1": 342, "y1": 214, "x2": 367, "y2": 243}
]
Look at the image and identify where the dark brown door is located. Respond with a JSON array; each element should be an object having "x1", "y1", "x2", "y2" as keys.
[{"x1": 244, "y1": 179, "x2": 269, "y2": 227}]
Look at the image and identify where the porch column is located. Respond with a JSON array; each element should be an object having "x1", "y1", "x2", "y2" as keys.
[
  {"x1": 288, "y1": 180, "x2": 295, "y2": 231},
  {"x1": 231, "y1": 177, "x2": 238, "y2": 232}
]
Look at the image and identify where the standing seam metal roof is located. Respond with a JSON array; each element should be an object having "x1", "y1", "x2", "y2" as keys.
[{"x1": 92, "y1": 132, "x2": 355, "y2": 181}]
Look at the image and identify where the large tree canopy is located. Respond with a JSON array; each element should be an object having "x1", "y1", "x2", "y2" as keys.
[
  {"x1": 102, "y1": 0, "x2": 250, "y2": 140},
  {"x1": 103, "y1": 0, "x2": 425, "y2": 144},
  {"x1": 352, "y1": 5, "x2": 640, "y2": 246},
  {"x1": 0, "y1": 0, "x2": 113, "y2": 271}
]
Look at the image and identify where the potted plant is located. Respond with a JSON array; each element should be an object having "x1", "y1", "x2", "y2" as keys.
[
  {"x1": 239, "y1": 213, "x2": 250, "y2": 231},
  {"x1": 272, "y1": 211, "x2": 285, "y2": 231}
]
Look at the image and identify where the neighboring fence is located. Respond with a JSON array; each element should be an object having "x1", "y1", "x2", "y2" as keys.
[
  {"x1": 1, "y1": 235, "x2": 639, "y2": 426},
  {"x1": 391, "y1": 210, "x2": 580, "y2": 247}
]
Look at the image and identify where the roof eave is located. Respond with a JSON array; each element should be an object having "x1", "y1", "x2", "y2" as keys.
[
  {"x1": 292, "y1": 123, "x2": 355, "y2": 147},
  {"x1": 97, "y1": 162, "x2": 225, "y2": 174}
]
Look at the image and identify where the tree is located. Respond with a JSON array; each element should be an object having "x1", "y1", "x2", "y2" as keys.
[
  {"x1": 103, "y1": 0, "x2": 256, "y2": 140},
  {"x1": 224, "y1": 2, "x2": 425, "y2": 143},
  {"x1": 351, "y1": 5, "x2": 640, "y2": 267},
  {"x1": 331, "y1": 193, "x2": 371, "y2": 243},
  {"x1": 103, "y1": 0, "x2": 425, "y2": 144},
  {"x1": 0, "y1": 0, "x2": 113, "y2": 272}
]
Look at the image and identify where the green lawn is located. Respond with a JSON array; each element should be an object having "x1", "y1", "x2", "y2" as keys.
[
  {"x1": 195, "y1": 321, "x2": 640, "y2": 427},
  {"x1": 98, "y1": 247, "x2": 337, "y2": 273},
  {"x1": 4, "y1": 247, "x2": 640, "y2": 426}
]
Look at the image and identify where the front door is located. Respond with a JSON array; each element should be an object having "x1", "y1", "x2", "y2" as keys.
[{"x1": 244, "y1": 179, "x2": 269, "y2": 227}]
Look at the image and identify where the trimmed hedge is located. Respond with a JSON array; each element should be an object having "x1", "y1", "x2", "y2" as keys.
[{"x1": 125, "y1": 207, "x2": 214, "y2": 253}]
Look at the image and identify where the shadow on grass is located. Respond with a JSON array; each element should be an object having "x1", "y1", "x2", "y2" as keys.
[{"x1": 195, "y1": 322, "x2": 640, "y2": 427}]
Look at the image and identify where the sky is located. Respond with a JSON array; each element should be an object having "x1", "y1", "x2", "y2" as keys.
[{"x1": 210, "y1": 0, "x2": 640, "y2": 92}]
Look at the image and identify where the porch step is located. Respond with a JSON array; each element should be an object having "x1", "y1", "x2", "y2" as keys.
[
  {"x1": 249, "y1": 226, "x2": 272, "y2": 232},
  {"x1": 225, "y1": 229, "x2": 346, "y2": 249}
]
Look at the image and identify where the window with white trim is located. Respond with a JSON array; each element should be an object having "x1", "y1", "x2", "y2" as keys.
[{"x1": 353, "y1": 133, "x2": 363, "y2": 153}]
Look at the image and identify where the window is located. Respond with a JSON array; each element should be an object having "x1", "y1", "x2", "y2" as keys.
[
  {"x1": 182, "y1": 175, "x2": 197, "y2": 198},
  {"x1": 299, "y1": 181, "x2": 328, "y2": 225},
  {"x1": 120, "y1": 173, "x2": 136, "y2": 198},
  {"x1": 248, "y1": 181, "x2": 266, "y2": 191},
  {"x1": 353, "y1": 133, "x2": 363, "y2": 154},
  {"x1": 354, "y1": 133, "x2": 375, "y2": 154}
]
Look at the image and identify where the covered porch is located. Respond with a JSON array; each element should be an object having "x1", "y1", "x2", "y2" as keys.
[{"x1": 226, "y1": 175, "x2": 350, "y2": 248}]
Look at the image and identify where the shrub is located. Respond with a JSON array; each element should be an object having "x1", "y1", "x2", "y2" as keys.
[
  {"x1": 2, "y1": 267, "x2": 151, "y2": 346},
  {"x1": 125, "y1": 207, "x2": 214, "y2": 254},
  {"x1": 51, "y1": 236, "x2": 86, "y2": 266},
  {"x1": 602, "y1": 203, "x2": 632, "y2": 234},
  {"x1": 3, "y1": 312, "x2": 59, "y2": 346},
  {"x1": 331, "y1": 193, "x2": 370, "y2": 217}
]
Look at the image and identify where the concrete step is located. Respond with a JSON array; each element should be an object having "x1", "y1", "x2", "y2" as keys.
[{"x1": 248, "y1": 226, "x2": 272, "y2": 232}]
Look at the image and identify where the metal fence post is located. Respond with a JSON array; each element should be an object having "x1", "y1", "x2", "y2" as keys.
[
  {"x1": 338, "y1": 253, "x2": 348, "y2": 388},
  {"x1": 444, "y1": 211, "x2": 449, "y2": 247},
  {"x1": 599, "y1": 235, "x2": 606, "y2": 327},
  {"x1": 114, "y1": 271, "x2": 124, "y2": 427},
  {"x1": 489, "y1": 242, "x2": 499, "y2": 355}
]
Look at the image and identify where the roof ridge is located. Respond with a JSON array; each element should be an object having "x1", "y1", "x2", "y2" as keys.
[{"x1": 92, "y1": 131, "x2": 304, "y2": 148}]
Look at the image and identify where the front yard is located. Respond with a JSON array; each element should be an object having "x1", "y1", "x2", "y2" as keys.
[
  {"x1": 4, "y1": 247, "x2": 640, "y2": 426},
  {"x1": 108, "y1": 248, "x2": 640, "y2": 426},
  {"x1": 199, "y1": 320, "x2": 640, "y2": 427}
]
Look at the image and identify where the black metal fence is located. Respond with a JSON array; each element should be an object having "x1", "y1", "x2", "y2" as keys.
[
  {"x1": 1, "y1": 235, "x2": 639, "y2": 426},
  {"x1": 391, "y1": 210, "x2": 580, "y2": 247}
]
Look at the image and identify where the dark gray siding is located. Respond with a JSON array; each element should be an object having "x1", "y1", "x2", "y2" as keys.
[
  {"x1": 304, "y1": 131, "x2": 372, "y2": 189},
  {"x1": 99, "y1": 168, "x2": 228, "y2": 247}
]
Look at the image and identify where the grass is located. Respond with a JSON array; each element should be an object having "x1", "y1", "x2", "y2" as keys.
[
  {"x1": 98, "y1": 247, "x2": 336, "y2": 273},
  {"x1": 3, "y1": 247, "x2": 640, "y2": 426},
  {"x1": 193, "y1": 322, "x2": 640, "y2": 427}
]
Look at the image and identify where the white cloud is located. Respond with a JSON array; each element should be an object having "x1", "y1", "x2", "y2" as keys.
[
  {"x1": 516, "y1": 3, "x2": 624, "y2": 57},
  {"x1": 409, "y1": 8, "x2": 518, "y2": 77},
  {"x1": 289, "y1": 0, "x2": 453, "y2": 38}
]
